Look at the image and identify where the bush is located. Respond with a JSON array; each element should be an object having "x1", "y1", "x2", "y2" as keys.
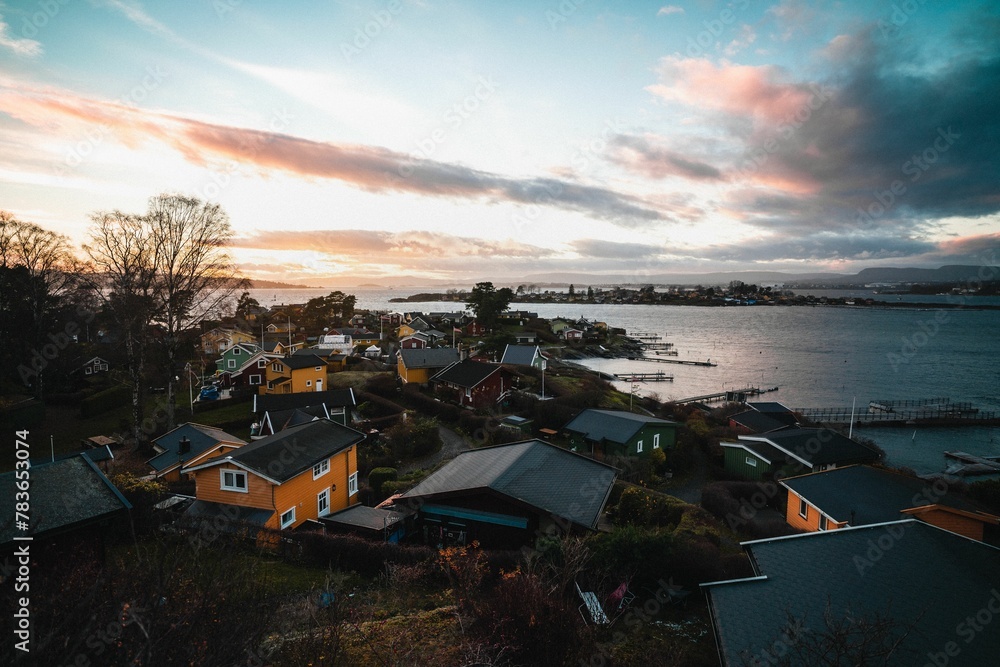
[
  {"x1": 296, "y1": 532, "x2": 437, "y2": 577},
  {"x1": 384, "y1": 416, "x2": 442, "y2": 459},
  {"x1": 588, "y1": 525, "x2": 675, "y2": 590},
  {"x1": 368, "y1": 467, "x2": 398, "y2": 496},
  {"x1": 615, "y1": 485, "x2": 686, "y2": 529}
]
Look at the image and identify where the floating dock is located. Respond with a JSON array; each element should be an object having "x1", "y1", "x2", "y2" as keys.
[
  {"x1": 614, "y1": 372, "x2": 674, "y2": 382},
  {"x1": 626, "y1": 356, "x2": 717, "y2": 367},
  {"x1": 798, "y1": 398, "x2": 997, "y2": 426},
  {"x1": 672, "y1": 386, "x2": 779, "y2": 404},
  {"x1": 943, "y1": 451, "x2": 1000, "y2": 477}
]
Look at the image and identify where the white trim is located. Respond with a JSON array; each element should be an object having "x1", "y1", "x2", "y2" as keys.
[
  {"x1": 740, "y1": 519, "x2": 919, "y2": 547},
  {"x1": 280, "y1": 507, "x2": 296, "y2": 529},
  {"x1": 745, "y1": 456, "x2": 758, "y2": 467},
  {"x1": 739, "y1": 435, "x2": 813, "y2": 468},
  {"x1": 313, "y1": 458, "x2": 330, "y2": 480},
  {"x1": 700, "y1": 575, "x2": 769, "y2": 589},
  {"x1": 221, "y1": 468, "x2": 248, "y2": 493},
  {"x1": 317, "y1": 488, "x2": 330, "y2": 517},
  {"x1": 653, "y1": 433, "x2": 660, "y2": 449},
  {"x1": 184, "y1": 456, "x2": 283, "y2": 486},
  {"x1": 720, "y1": 441, "x2": 774, "y2": 465},
  {"x1": 348, "y1": 472, "x2": 358, "y2": 496},
  {"x1": 636, "y1": 439, "x2": 643, "y2": 453}
]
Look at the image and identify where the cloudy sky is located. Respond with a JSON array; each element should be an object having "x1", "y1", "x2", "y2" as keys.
[{"x1": 1, "y1": 0, "x2": 998, "y2": 285}]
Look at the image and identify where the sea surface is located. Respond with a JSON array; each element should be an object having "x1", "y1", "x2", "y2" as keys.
[{"x1": 250, "y1": 287, "x2": 1000, "y2": 477}]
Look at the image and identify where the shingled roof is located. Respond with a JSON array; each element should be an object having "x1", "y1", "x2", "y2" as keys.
[
  {"x1": 183, "y1": 419, "x2": 364, "y2": 484},
  {"x1": 430, "y1": 359, "x2": 502, "y2": 388},
  {"x1": 563, "y1": 409, "x2": 676, "y2": 445},
  {"x1": 703, "y1": 521, "x2": 1000, "y2": 666},
  {"x1": 148, "y1": 423, "x2": 246, "y2": 474},
  {"x1": 398, "y1": 347, "x2": 460, "y2": 369},
  {"x1": 740, "y1": 428, "x2": 881, "y2": 467},
  {"x1": 253, "y1": 389, "x2": 356, "y2": 414},
  {"x1": 400, "y1": 439, "x2": 616, "y2": 530}
]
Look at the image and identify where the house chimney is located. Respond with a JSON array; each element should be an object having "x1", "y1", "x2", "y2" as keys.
[
  {"x1": 178, "y1": 436, "x2": 191, "y2": 455},
  {"x1": 459, "y1": 343, "x2": 468, "y2": 361}
]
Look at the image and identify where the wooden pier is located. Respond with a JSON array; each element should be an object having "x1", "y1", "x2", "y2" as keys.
[
  {"x1": 653, "y1": 349, "x2": 679, "y2": 356},
  {"x1": 626, "y1": 356, "x2": 717, "y2": 367},
  {"x1": 672, "y1": 386, "x2": 779, "y2": 404},
  {"x1": 798, "y1": 398, "x2": 997, "y2": 426},
  {"x1": 614, "y1": 372, "x2": 674, "y2": 383}
]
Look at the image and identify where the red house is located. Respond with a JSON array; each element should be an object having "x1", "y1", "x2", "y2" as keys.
[
  {"x1": 399, "y1": 334, "x2": 429, "y2": 349},
  {"x1": 466, "y1": 320, "x2": 488, "y2": 336},
  {"x1": 431, "y1": 359, "x2": 510, "y2": 409}
]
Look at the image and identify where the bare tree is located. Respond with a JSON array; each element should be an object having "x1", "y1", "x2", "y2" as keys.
[
  {"x1": 146, "y1": 194, "x2": 247, "y2": 428},
  {"x1": 82, "y1": 210, "x2": 159, "y2": 446}
]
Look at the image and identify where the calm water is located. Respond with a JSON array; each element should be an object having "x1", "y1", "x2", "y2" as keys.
[{"x1": 251, "y1": 288, "x2": 1000, "y2": 475}]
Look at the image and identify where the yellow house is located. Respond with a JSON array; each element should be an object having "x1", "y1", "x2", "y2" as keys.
[
  {"x1": 200, "y1": 327, "x2": 256, "y2": 355},
  {"x1": 397, "y1": 323, "x2": 419, "y2": 339},
  {"x1": 397, "y1": 347, "x2": 460, "y2": 384},
  {"x1": 181, "y1": 419, "x2": 364, "y2": 532},
  {"x1": 261, "y1": 354, "x2": 327, "y2": 394}
]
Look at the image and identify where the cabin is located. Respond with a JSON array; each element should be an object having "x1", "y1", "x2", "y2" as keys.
[
  {"x1": 562, "y1": 409, "x2": 677, "y2": 457},
  {"x1": 181, "y1": 419, "x2": 364, "y2": 532},
  {"x1": 396, "y1": 439, "x2": 616, "y2": 549},
  {"x1": 397, "y1": 347, "x2": 460, "y2": 384},
  {"x1": 215, "y1": 342, "x2": 261, "y2": 373},
  {"x1": 430, "y1": 359, "x2": 511, "y2": 409},
  {"x1": 701, "y1": 521, "x2": 1000, "y2": 666},
  {"x1": 252, "y1": 389, "x2": 357, "y2": 433},
  {"x1": 720, "y1": 428, "x2": 881, "y2": 481},
  {"x1": 261, "y1": 354, "x2": 328, "y2": 394},
  {"x1": 499, "y1": 344, "x2": 545, "y2": 368},
  {"x1": 200, "y1": 327, "x2": 256, "y2": 354}
]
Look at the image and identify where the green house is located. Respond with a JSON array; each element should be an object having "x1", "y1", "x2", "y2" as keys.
[
  {"x1": 721, "y1": 429, "x2": 882, "y2": 481},
  {"x1": 215, "y1": 342, "x2": 261, "y2": 373},
  {"x1": 563, "y1": 409, "x2": 677, "y2": 457}
]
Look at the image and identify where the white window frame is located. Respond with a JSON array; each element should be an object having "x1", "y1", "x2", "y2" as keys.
[
  {"x1": 221, "y1": 469, "x2": 248, "y2": 493},
  {"x1": 272, "y1": 362, "x2": 282, "y2": 372},
  {"x1": 306, "y1": 380, "x2": 312, "y2": 387},
  {"x1": 317, "y1": 488, "x2": 330, "y2": 517},
  {"x1": 280, "y1": 507, "x2": 296, "y2": 529},
  {"x1": 228, "y1": 358, "x2": 236, "y2": 368},
  {"x1": 798, "y1": 498, "x2": 808, "y2": 519},
  {"x1": 234, "y1": 347, "x2": 241, "y2": 355},
  {"x1": 653, "y1": 433, "x2": 660, "y2": 449},
  {"x1": 746, "y1": 456, "x2": 758, "y2": 467},
  {"x1": 313, "y1": 459, "x2": 330, "y2": 479},
  {"x1": 348, "y1": 472, "x2": 358, "y2": 497},
  {"x1": 315, "y1": 366, "x2": 323, "y2": 371},
  {"x1": 819, "y1": 514, "x2": 828, "y2": 531},
  {"x1": 636, "y1": 439, "x2": 643, "y2": 453},
  {"x1": 249, "y1": 374, "x2": 261, "y2": 385},
  {"x1": 258, "y1": 359, "x2": 267, "y2": 368}
]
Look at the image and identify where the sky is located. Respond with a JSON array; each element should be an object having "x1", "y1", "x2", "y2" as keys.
[{"x1": 0, "y1": 0, "x2": 998, "y2": 286}]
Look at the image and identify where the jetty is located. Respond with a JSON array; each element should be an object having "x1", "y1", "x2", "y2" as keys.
[
  {"x1": 614, "y1": 372, "x2": 674, "y2": 383},
  {"x1": 797, "y1": 398, "x2": 998, "y2": 426},
  {"x1": 943, "y1": 451, "x2": 1000, "y2": 477},
  {"x1": 626, "y1": 356, "x2": 717, "y2": 367},
  {"x1": 653, "y1": 349, "x2": 679, "y2": 356},
  {"x1": 672, "y1": 386, "x2": 779, "y2": 404}
]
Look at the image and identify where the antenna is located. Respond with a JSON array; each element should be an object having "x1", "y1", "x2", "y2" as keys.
[{"x1": 848, "y1": 396, "x2": 856, "y2": 439}]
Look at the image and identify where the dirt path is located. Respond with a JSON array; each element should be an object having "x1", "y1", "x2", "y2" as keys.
[{"x1": 398, "y1": 425, "x2": 472, "y2": 475}]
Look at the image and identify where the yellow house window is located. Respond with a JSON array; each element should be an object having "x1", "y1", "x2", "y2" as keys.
[
  {"x1": 280, "y1": 507, "x2": 296, "y2": 529},
  {"x1": 348, "y1": 472, "x2": 358, "y2": 497},
  {"x1": 221, "y1": 469, "x2": 247, "y2": 492},
  {"x1": 313, "y1": 459, "x2": 330, "y2": 479},
  {"x1": 798, "y1": 498, "x2": 808, "y2": 519},
  {"x1": 318, "y1": 489, "x2": 330, "y2": 517}
]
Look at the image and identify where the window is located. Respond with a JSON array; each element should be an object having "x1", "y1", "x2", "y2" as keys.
[
  {"x1": 348, "y1": 472, "x2": 358, "y2": 496},
  {"x1": 249, "y1": 374, "x2": 261, "y2": 385},
  {"x1": 819, "y1": 515, "x2": 828, "y2": 531},
  {"x1": 653, "y1": 433, "x2": 660, "y2": 449},
  {"x1": 746, "y1": 456, "x2": 758, "y2": 467},
  {"x1": 317, "y1": 489, "x2": 330, "y2": 517},
  {"x1": 258, "y1": 359, "x2": 266, "y2": 368},
  {"x1": 280, "y1": 507, "x2": 296, "y2": 529},
  {"x1": 313, "y1": 459, "x2": 329, "y2": 479},
  {"x1": 636, "y1": 439, "x2": 643, "y2": 453},
  {"x1": 798, "y1": 498, "x2": 808, "y2": 519},
  {"x1": 272, "y1": 362, "x2": 282, "y2": 372},
  {"x1": 221, "y1": 469, "x2": 247, "y2": 492},
  {"x1": 315, "y1": 366, "x2": 322, "y2": 371},
  {"x1": 306, "y1": 380, "x2": 312, "y2": 387},
  {"x1": 233, "y1": 347, "x2": 241, "y2": 355},
  {"x1": 85, "y1": 367, "x2": 92, "y2": 375},
  {"x1": 228, "y1": 358, "x2": 236, "y2": 368}
]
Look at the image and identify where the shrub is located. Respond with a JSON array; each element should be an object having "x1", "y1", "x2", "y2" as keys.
[
  {"x1": 615, "y1": 485, "x2": 686, "y2": 529},
  {"x1": 296, "y1": 532, "x2": 437, "y2": 577},
  {"x1": 368, "y1": 467, "x2": 398, "y2": 496}
]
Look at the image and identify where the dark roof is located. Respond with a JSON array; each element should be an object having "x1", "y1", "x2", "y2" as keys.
[
  {"x1": 780, "y1": 465, "x2": 976, "y2": 525},
  {"x1": 400, "y1": 439, "x2": 617, "y2": 530},
  {"x1": 703, "y1": 521, "x2": 1000, "y2": 666},
  {"x1": 321, "y1": 504, "x2": 407, "y2": 531},
  {"x1": 0, "y1": 454, "x2": 131, "y2": 546},
  {"x1": 278, "y1": 354, "x2": 327, "y2": 370},
  {"x1": 431, "y1": 359, "x2": 502, "y2": 388},
  {"x1": 722, "y1": 439, "x2": 790, "y2": 466},
  {"x1": 747, "y1": 401, "x2": 798, "y2": 425},
  {"x1": 148, "y1": 423, "x2": 246, "y2": 473},
  {"x1": 187, "y1": 419, "x2": 364, "y2": 484},
  {"x1": 742, "y1": 428, "x2": 880, "y2": 467},
  {"x1": 728, "y1": 410, "x2": 788, "y2": 434},
  {"x1": 183, "y1": 500, "x2": 273, "y2": 528},
  {"x1": 398, "y1": 347, "x2": 460, "y2": 369},
  {"x1": 563, "y1": 409, "x2": 676, "y2": 445},
  {"x1": 253, "y1": 389, "x2": 356, "y2": 414},
  {"x1": 500, "y1": 344, "x2": 542, "y2": 366},
  {"x1": 331, "y1": 328, "x2": 377, "y2": 337}
]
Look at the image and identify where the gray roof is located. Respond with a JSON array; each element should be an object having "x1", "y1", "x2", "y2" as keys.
[
  {"x1": 253, "y1": 389, "x2": 356, "y2": 414},
  {"x1": 431, "y1": 359, "x2": 502, "y2": 388},
  {"x1": 500, "y1": 344, "x2": 542, "y2": 366},
  {"x1": 264, "y1": 406, "x2": 327, "y2": 433},
  {"x1": 400, "y1": 439, "x2": 616, "y2": 529},
  {"x1": 742, "y1": 428, "x2": 881, "y2": 467},
  {"x1": 704, "y1": 521, "x2": 1000, "y2": 666},
  {"x1": 563, "y1": 409, "x2": 676, "y2": 445},
  {"x1": 148, "y1": 422, "x2": 246, "y2": 473},
  {"x1": 279, "y1": 354, "x2": 327, "y2": 369},
  {"x1": 780, "y1": 465, "x2": 976, "y2": 525},
  {"x1": 399, "y1": 347, "x2": 460, "y2": 369},
  {"x1": 0, "y1": 454, "x2": 131, "y2": 545},
  {"x1": 187, "y1": 418, "x2": 364, "y2": 483},
  {"x1": 321, "y1": 504, "x2": 407, "y2": 531},
  {"x1": 729, "y1": 410, "x2": 788, "y2": 434}
]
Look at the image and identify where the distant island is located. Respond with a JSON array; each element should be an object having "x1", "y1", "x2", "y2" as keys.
[{"x1": 249, "y1": 279, "x2": 318, "y2": 289}]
